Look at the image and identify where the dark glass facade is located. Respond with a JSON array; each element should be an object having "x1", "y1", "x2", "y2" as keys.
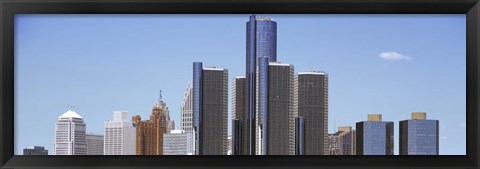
[
  {"x1": 232, "y1": 119, "x2": 242, "y2": 155},
  {"x1": 249, "y1": 18, "x2": 277, "y2": 62},
  {"x1": 399, "y1": 120, "x2": 439, "y2": 155},
  {"x1": 356, "y1": 121, "x2": 394, "y2": 155},
  {"x1": 267, "y1": 63, "x2": 294, "y2": 155},
  {"x1": 258, "y1": 56, "x2": 269, "y2": 155},
  {"x1": 245, "y1": 15, "x2": 257, "y2": 155},
  {"x1": 245, "y1": 15, "x2": 277, "y2": 155},
  {"x1": 192, "y1": 62, "x2": 203, "y2": 155},
  {"x1": 295, "y1": 117, "x2": 305, "y2": 155},
  {"x1": 296, "y1": 72, "x2": 329, "y2": 155}
]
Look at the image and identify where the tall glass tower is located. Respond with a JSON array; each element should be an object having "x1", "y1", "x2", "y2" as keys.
[{"x1": 245, "y1": 14, "x2": 277, "y2": 155}]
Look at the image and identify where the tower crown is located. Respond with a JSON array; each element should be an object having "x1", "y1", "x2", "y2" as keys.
[{"x1": 59, "y1": 110, "x2": 82, "y2": 119}]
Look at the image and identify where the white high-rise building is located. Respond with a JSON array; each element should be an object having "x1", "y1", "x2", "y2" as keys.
[
  {"x1": 53, "y1": 109, "x2": 87, "y2": 155},
  {"x1": 86, "y1": 133, "x2": 104, "y2": 155},
  {"x1": 104, "y1": 111, "x2": 136, "y2": 155},
  {"x1": 163, "y1": 130, "x2": 193, "y2": 155},
  {"x1": 180, "y1": 84, "x2": 193, "y2": 133}
]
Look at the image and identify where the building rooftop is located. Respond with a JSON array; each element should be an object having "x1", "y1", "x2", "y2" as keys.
[
  {"x1": 170, "y1": 130, "x2": 185, "y2": 134},
  {"x1": 59, "y1": 110, "x2": 83, "y2": 119},
  {"x1": 26, "y1": 146, "x2": 45, "y2": 150},
  {"x1": 338, "y1": 126, "x2": 352, "y2": 132},
  {"x1": 367, "y1": 114, "x2": 382, "y2": 121},
  {"x1": 298, "y1": 71, "x2": 327, "y2": 75},
  {"x1": 412, "y1": 112, "x2": 427, "y2": 120},
  {"x1": 203, "y1": 66, "x2": 226, "y2": 71},
  {"x1": 255, "y1": 17, "x2": 273, "y2": 21},
  {"x1": 269, "y1": 62, "x2": 291, "y2": 66}
]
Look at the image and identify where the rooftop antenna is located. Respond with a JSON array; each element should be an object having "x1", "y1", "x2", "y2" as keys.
[
  {"x1": 67, "y1": 105, "x2": 75, "y2": 111},
  {"x1": 334, "y1": 116, "x2": 337, "y2": 133},
  {"x1": 159, "y1": 89, "x2": 163, "y2": 101}
]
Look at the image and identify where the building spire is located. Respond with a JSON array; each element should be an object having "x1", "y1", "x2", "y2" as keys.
[{"x1": 159, "y1": 89, "x2": 163, "y2": 101}]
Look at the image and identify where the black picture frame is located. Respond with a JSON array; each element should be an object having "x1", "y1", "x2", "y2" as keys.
[{"x1": 1, "y1": 0, "x2": 478, "y2": 168}]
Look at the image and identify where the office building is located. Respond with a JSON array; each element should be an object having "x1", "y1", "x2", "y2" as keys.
[
  {"x1": 132, "y1": 92, "x2": 170, "y2": 155},
  {"x1": 53, "y1": 109, "x2": 87, "y2": 155},
  {"x1": 151, "y1": 90, "x2": 170, "y2": 155},
  {"x1": 232, "y1": 76, "x2": 246, "y2": 155},
  {"x1": 132, "y1": 115, "x2": 156, "y2": 155},
  {"x1": 192, "y1": 62, "x2": 228, "y2": 155},
  {"x1": 23, "y1": 146, "x2": 48, "y2": 155},
  {"x1": 400, "y1": 112, "x2": 439, "y2": 155},
  {"x1": 86, "y1": 133, "x2": 104, "y2": 155},
  {"x1": 163, "y1": 130, "x2": 192, "y2": 155},
  {"x1": 181, "y1": 84, "x2": 193, "y2": 133},
  {"x1": 356, "y1": 114, "x2": 394, "y2": 155},
  {"x1": 104, "y1": 111, "x2": 136, "y2": 155},
  {"x1": 295, "y1": 71, "x2": 329, "y2": 155},
  {"x1": 257, "y1": 62, "x2": 294, "y2": 155},
  {"x1": 338, "y1": 126, "x2": 356, "y2": 155},
  {"x1": 327, "y1": 126, "x2": 356, "y2": 155},
  {"x1": 245, "y1": 15, "x2": 277, "y2": 155},
  {"x1": 327, "y1": 133, "x2": 342, "y2": 155}
]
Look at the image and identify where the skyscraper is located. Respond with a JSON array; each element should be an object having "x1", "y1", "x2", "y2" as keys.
[
  {"x1": 132, "y1": 92, "x2": 170, "y2": 155},
  {"x1": 296, "y1": 71, "x2": 329, "y2": 155},
  {"x1": 260, "y1": 62, "x2": 295, "y2": 155},
  {"x1": 53, "y1": 109, "x2": 87, "y2": 155},
  {"x1": 104, "y1": 111, "x2": 135, "y2": 155},
  {"x1": 245, "y1": 15, "x2": 277, "y2": 155},
  {"x1": 356, "y1": 114, "x2": 394, "y2": 155},
  {"x1": 232, "y1": 76, "x2": 246, "y2": 155},
  {"x1": 163, "y1": 130, "x2": 192, "y2": 155},
  {"x1": 192, "y1": 62, "x2": 228, "y2": 155},
  {"x1": 23, "y1": 146, "x2": 48, "y2": 155},
  {"x1": 400, "y1": 112, "x2": 439, "y2": 155},
  {"x1": 151, "y1": 91, "x2": 169, "y2": 155},
  {"x1": 86, "y1": 133, "x2": 104, "y2": 155},
  {"x1": 181, "y1": 84, "x2": 193, "y2": 133}
]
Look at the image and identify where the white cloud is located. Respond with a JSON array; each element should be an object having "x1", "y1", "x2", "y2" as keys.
[
  {"x1": 379, "y1": 51, "x2": 412, "y2": 61},
  {"x1": 440, "y1": 136, "x2": 449, "y2": 140}
]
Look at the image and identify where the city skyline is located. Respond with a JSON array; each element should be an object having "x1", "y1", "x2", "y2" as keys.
[{"x1": 15, "y1": 14, "x2": 466, "y2": 155}]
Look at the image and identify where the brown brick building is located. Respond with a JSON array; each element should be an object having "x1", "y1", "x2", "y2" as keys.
[{"x1": 132, "y1": 96, "x2": 169, "y2": 155}]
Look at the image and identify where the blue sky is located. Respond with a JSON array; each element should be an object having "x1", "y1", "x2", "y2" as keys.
[{"x1": 14, "y1": 14, "x2": 466, "y2": 155}]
